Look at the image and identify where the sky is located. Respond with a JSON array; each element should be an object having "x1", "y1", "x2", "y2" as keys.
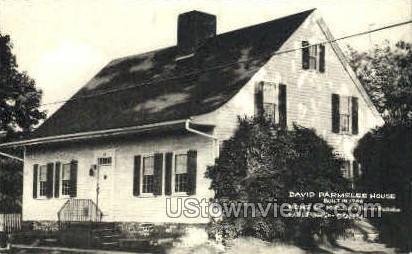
[{"x1": 0, "y1": 0, "x2": 411, "y2": 117}]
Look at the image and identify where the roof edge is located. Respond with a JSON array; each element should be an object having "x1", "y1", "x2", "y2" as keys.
[
  {"x1": 0, "y1": 119, "x2": 194, "y2": 148},
  {"x1": 315, "y1": 14, "x2": 383, "y2": 122}
]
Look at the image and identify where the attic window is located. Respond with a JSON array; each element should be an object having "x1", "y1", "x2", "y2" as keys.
[{"x1": 302, "y1": 41, "x2": 325, "y2": 72}]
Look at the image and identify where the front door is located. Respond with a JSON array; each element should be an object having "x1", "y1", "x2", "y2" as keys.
[{"x1": 95, "y1": 150, "x2": 115, "y2": 221}]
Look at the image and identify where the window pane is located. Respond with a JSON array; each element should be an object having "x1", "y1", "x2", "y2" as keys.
[
  {"x1": 175, "y1": 154, "x2": 187, "y2": 174},
  {"x1": 340, "y1": 96, "x2": 350, "y2": 114},
  {"x1": 340, "y1": 114, "x2": 350, "y2": 132},
  {"x1": 263, "y1": 103, "x2": 275, "y2": 120},
  {"x1": 309, "y1": 45, "x2": 317, "y2": 56},
  {"x1": 62, "y1": 164, "x2": 71, "y2": 181},
  {"x1": 98, "y1": 157, "x2": 112, "y2": 166},
  {"x1": 175, "y1": 173, "x2": 188, "y2": 192},
  {"x1": 263, "y1": 82, "x2": 276, "y2": 103},
  {"x1": 143, "y1": 175, "x2": 154, "y2": 193},
  {"x1": 39, "y1": 165, "x2": 47, "y2": 181},
  {"x1": 341, "y1": 161, "x2": 351, "y2": 178},
  {"x1": 143, "y1": 156, "x2": 154, "y2": 175}
]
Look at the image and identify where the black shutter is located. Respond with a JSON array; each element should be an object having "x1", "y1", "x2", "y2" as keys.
[
  {"x1": 353, "y1": 161, "x2": 360, "y2": 179},
  {"x1": 69, "y1": 160, "x2": 78, "y2": 197},
  {"x1": 332, "y1": 94, "x2": 340, "y2": 133},
  {"x1": 254, "y1": 82, "x2": 264, "y2": 117},
  {"x1": 33, "y1": 164, "x2": 38, "y2": 199},
  {"x1": 133, "y1": 155, "x2": 141, "y2": 196},
  {"x1": 187, "y1": 150, "x2": 197, "y2": 195},
  {"x1": 302, "y1": 41, "x2": 310, "y2": 69},
  {"x1": 278, "y1": 84, "x2": 287, "y2": 129},
  {"x1": 46, "y1": 163, "x2": 54, "y2": 198},
  {"x1": 153, "y1": 153, "x2": 163, "y2": 196},
  {"x1": 319, "y1": 44, "x2": 325, "y2": 73},
  {"x1": 351, "y1": 97, "x2": 359, "y2": 134},
  {"x1": 54, "y1": 162, "x2": 61, "y2": 198},
  {"x1": 165, "y1": 153, "x2": 173, "y2": 195}
]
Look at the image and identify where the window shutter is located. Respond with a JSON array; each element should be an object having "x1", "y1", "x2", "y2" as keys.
[
  {"x1": 33, "y1": 164, "x2": 38, "y2": 199},
  {"x1": 278, "y1": 84, "x2": 287, "y2": 129},
  {"x1": 69, "y1": 160, "x2": 78, "y2": 197},
  {"x1": 332, "y1": 94, "x2": 340, "y2": 133},
  {"x1": 319, "y1": 44, "x2": 325, "y2": 73},
  {"x1": 254, "y1": 82, "x2": 264, "y2": 117},
  {"x1": 153, "y1": 153, "x2": 163, "y2": 196},
  {"x1": 351, "y1": 97, "x2": 359, "y2": 134},
  {"x1": 54, "y1": 162, "x2": 61, "y2": 198},
  {"x1": 165, "y1": 152, "x2": 173, "y2": 195},
  {"x1": 46, "y1": 163, "x2": 54, "y2": 198},
  {"x1": 302, "y1": 41, "x2": 310, "y2": 69},
  {"x1": 186, "y1": 150, "x2": 197, "y2": 195},
  {"x1": 133, "y1": 155, "x2": 141, "y2": 196}
]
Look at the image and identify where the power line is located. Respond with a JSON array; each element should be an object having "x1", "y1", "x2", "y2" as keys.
[{"x1": 39, "y1": 19, "x2": 412, "y2": 108}]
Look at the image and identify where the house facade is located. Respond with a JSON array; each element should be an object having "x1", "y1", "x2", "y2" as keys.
[{"x1": 1, "y1": 9, "x2": 383, "y2": 225}]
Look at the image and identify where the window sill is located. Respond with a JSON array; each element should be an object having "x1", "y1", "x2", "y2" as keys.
[
  {"x1": 334, "y1": 132, "x2": 357, "y2": 136},
  {"x1": 172, "y1": 192, "x2": 189, "y2": 197},
  {"x1": 134, "y1": 192, "x2": 191, "y2": 198},
  {"x1": 136, "y1": 193, "x2": 155, "y2": 198},
  {"x1": 35, "y1": 196, "x2": 48, "y2": 200}
]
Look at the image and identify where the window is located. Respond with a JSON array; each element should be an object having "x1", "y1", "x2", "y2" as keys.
[
  {"x1": 98, "y1": 157, "x2": 112, "y2": 166},
  {"x1": 340, "y1": 96, "x2": 351, "y2": 133},
  {"x1": 142, "y1": 156, "x2": 154, "y2": 193},
  {"x1": 39, "y1": 165, "x2": 48, "y2": 197},
  {"x1": 341, "y1": 160, "x2": 351, "y2": 178},
  {"x1": 61, "y1": 163, "x2": 71, "y2": 196},
  {"x1": 309, "y1": 45, "x2": 317, "y2": 69},
  {"x1": 262, "y1": 82, "x2": 277, "y2": 121},
  {"x1": 332, "y1": 94, "x2": 359, "y2": 134},
  {"x1": 175, "y1": 154, "x2": 188, "y2": 193},
  {"x1": 302, "y1": 41, "x2": 325, "y2": 72}
]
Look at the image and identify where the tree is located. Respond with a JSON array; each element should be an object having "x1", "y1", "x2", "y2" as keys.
[
  {"x1": 206, "y1": 117, "x2": 351, "y2": 246},
  {"x1": 1, "y1": 33, "x2": 46, "y2": 140},
  {"x1": 354, "y1": 122, "x2": 412, "y2": 251},
  {"x1": 347, "y1": 41, "x2": 412, "y2": 123},
  {"x1": 0, "y1": 32, "x2": 46, "y2": 212}
]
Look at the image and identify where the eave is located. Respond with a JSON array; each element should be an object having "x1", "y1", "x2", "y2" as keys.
[{"x1": 0, "y1": 119, "x2": 215, "y2": 148}]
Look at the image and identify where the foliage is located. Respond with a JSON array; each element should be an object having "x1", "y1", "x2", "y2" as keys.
[
  {"x1": 354, "y1": 121, "x2": 412, "y2": 251},
  {"x1": 206, "y1": 117, "x2": 351, "y2": 245},
  {"x1": 0, "y1": 32, "x2": 46, "y2": 212},
  {"x1": 0, "y1": 33, "x2": 46, "y2": 140},
  {"x1": 347, "y1": 41, "x2": 412, "y2": 123},
  {"x1": 0, "y1": 158, "x2": 22, "y2": 213}
]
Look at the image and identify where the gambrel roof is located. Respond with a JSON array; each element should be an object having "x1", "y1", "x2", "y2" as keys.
[{"x1": 31, "y1": 9, "x2": 315, "y2": 139}]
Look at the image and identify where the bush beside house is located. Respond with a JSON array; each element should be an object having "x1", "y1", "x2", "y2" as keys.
[{"x1": 206, "y1": 117, "x2": 352, "y2": 246}]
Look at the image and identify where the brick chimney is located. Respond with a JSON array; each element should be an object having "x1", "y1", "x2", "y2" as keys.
[{"x1": 177, "y1": 10, "x2": 216, "y2": 56}]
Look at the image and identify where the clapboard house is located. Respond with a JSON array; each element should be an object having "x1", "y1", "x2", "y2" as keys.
[{"x1": 0, "y1": 9, "x2": 383, "y2": 226}]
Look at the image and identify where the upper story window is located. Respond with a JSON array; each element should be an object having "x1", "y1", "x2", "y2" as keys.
[
  {"x1": 175, "y1": 154, "x2": 188, "y2": 193},
  {"x1": 339, "y1": 96, "x2": 351, "y2": 133},
  {"x1": 332, "y1": 94, "x2": 359, "y2": 135},
  {"x1": 302, "y1": 41, "x2": 325, "y2": 72},
  {"x1": 262, "y1": 82, "x2": 277, "y2": 121},
  {"x1": 142, "y1": 156, "x2": 155, "y2": 194},
  {"x1": 255, "y1": 82, "x2": 287, "y2": 129},
  {"x1": 341, "y1": 160, "x2": 351, "y2": 178}
]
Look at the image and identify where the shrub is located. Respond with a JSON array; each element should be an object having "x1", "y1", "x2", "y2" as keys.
[{"x1": 206, "y1": 117, "x2": 352, "y2": 245}]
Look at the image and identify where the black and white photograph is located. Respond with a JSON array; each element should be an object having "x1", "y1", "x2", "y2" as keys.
[{"x1": 0, "y1": 0, "x2": 411, "y2": 253}]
